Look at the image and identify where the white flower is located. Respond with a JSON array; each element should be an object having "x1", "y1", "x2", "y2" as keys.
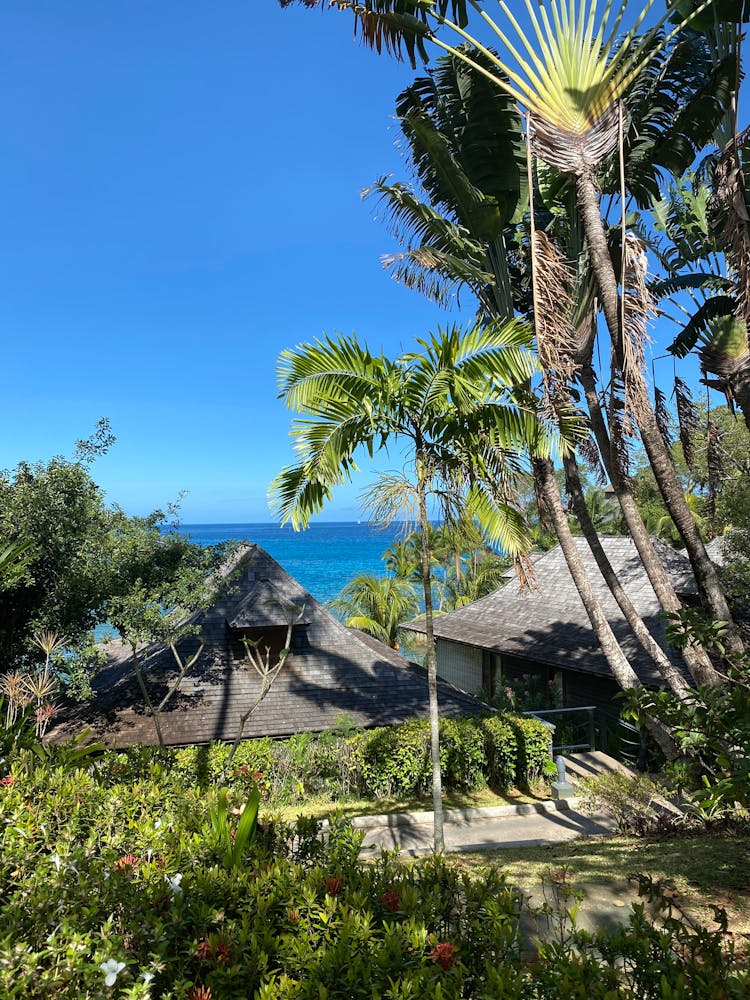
[
  {"x1": 141, "y1": 971, "x2": 154, "y2": 983},
  {"x1": 100, "y1": 959, "x2": 126, "y2": 987},
  {"x1": 50, "y1": 852, "x2": 62, "y2": 871},
  {"x1": 165, "y1": 872, "x2": 183, "y2": 896}
]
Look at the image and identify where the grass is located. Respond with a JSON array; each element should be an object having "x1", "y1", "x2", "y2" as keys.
[
  {"x1": 449, "y1": 833, "x2": 750, "y2": 933},
  {"x1": 265, "y1": 785, "x2": 545, "y2": 822}
]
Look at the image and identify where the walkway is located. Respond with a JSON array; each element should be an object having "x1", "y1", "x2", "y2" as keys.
[{"x1": 356, "y1": 797, "x2": 616, "y2": 855}]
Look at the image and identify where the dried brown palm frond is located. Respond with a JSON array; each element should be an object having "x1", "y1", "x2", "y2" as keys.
[
  {"x1": 578, "y1": 434, "x2": 607, "y2": 485},
  {"x1": 712, "y1": 126, "x2": 750, "y2": 325},
  {"x1": 674, "y1": 377, "x2": 700, "y2": 469},
  {"x1": 621, "y1": 232, "x2": 656, "y2": 434},
  {"x1": 513, "y1": 551, "x2": 537, "y2": 593},
  {"x1": 654, "y1": 385, "x2": 674, "y2": 450},
  {"x1": 532, "y1": 230, "x2": 580, "y2": 412}
]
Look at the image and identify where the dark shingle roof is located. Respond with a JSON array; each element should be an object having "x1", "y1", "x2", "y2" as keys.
[
  {"x1": 404, "y1": 536, "x2": 695, "y2": 687},
  {"x1": 55, "y1": 544, "x2": 483, "y2": 748}
]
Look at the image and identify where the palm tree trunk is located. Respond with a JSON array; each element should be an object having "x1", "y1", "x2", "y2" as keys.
[
  {"x1": 580, "y1": 363, "x2": 722, "y2": 687},
  {"x1": 416, "y1": 462, "x2": 445, "y2": 853},
  {"x1": 534, "y1": 459, "x2": 678, "y2": 759},
  {"x1": 563, "y1": 452, "x2": 691, "y2": 698},
  {"x1": 575, "y1": 169, "x2": 741, "y2": 659}
]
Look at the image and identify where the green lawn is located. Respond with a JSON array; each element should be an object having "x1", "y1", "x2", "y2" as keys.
[
  {"x1": 449, "y1": 833, "x2": 750, "y2": 932},
  {"x1": 264, "y1": 785, "x2": 547, "y2": 822}
]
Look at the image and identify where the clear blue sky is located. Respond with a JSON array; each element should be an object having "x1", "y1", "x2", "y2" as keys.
[
  {"x1": 0, "y1": 2, "x2": 715, "y2": 523},
  {"x1": 0, "y1": 1, "x2": 455, "y2": 522}
]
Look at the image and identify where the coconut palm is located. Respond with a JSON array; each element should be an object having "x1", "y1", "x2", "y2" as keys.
[
  {"x1": 270, "y1": 319, "x2": 552, "y2": 851},
  {"x1": 329, "y1": 573, "x2": 419, "y2": 647}
]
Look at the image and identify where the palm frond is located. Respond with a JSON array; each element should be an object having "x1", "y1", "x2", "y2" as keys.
[{"x1": 667, "y1": 296, "x2": 737, "y2": 358}]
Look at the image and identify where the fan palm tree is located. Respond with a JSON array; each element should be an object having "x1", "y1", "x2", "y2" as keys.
[
  {"x1": 270, "y1": 319, "x2": 553, "y2": 851},
  {"x1": 329, "y1": 573, "x2": 419, "y2": 647}
]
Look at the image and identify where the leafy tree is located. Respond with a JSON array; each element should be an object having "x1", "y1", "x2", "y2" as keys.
[
  {"x1": 329, "y1": 573, "x2": 419, "y2": 647},
  {"x1": 270, "y1": 320, "x2": 552, "y2": 851},
  {"x1": 0, "y1": 427, "x2": 118, "y2": 667}
]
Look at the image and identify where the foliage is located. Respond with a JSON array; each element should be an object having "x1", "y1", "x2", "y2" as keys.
[
  {"x1": 2, "y1": 742, "x2": 749, "y2": 996},
  {"x1": 329, "y1": 573, "x2": 419, "y2": 647},
  {"x1": 626, "y1": 608, "x2": 750, "y2": 815},
  {"x1": 98, "y1": 713, "x2": 551, "y2": 803},
  {"x1": 577, "y1": 771, "x2": 665, "y2": 834}
]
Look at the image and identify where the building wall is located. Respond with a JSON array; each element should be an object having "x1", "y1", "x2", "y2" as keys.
[{"x1": 435, "y1": 639, "x2": 484, "y2": 693}]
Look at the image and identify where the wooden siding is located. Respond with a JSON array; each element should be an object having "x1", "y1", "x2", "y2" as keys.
[{"x1": 436, "y1": 639, "x2": 483, "y2": 693}]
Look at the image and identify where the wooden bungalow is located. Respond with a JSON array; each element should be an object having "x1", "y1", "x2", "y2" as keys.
[
  {"x1": 402, "y1": 536, "x2": 699, "y2": 713},
  {"x1": 54, "y1": 543, "x2": 482, "y2": 748}
]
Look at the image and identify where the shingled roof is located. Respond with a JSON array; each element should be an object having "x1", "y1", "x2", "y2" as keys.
[
  {"x1": 54, "y1": 544, "x2": 482, "y2": 748},
  {"x1": 404, "y1": 536, "x2": 697, "y2": 687}
]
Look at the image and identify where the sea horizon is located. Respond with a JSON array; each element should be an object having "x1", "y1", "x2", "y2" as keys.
[{"x1": 174, "y1": 520, "x2": 411, "y2": 606}]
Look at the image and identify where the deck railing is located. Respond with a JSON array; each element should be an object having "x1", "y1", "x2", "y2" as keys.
[{"x1": 524, "y1": 706, "x2": 646, "y2": 769}]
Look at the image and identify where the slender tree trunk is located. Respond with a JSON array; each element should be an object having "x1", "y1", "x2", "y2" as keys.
[
  {"x1": 575, "y1": 169, "x2": 741, "y2": 658},
  {"x1": 580, "y1": 364, "x2": 721, "y2": 687},
  {"x1": 534, "y1": 459, "x2": 678, "y2": 759},
  {"x1": 563, "y1": 452, "x2": 691, "y2": 698},
  {"x1": 417, "y1": 463, "x2": 444, "y2": 853}
]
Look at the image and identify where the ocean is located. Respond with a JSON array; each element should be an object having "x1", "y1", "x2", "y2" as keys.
[{"x1": 177, "y1": 522, "x2": 406, "y2": 606}]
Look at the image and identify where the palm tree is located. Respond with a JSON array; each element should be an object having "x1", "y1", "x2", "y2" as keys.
[
  {"x1": 270, "y1": 320, "x2": 551, "y2": 851},
  {"x1": 283, "y1": 0, "x2": 741, "y2": 650},
  {"x1": 329, "y1": 573, "x2": 419, "y2": 648},
  {"x1": 382, "y1": 538, "x2": 422, "y2": 580}
]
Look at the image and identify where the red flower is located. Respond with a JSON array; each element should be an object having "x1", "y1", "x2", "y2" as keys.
[
  {"x1": 195, "y1": 940, "x2": 213, "y2": 961},
  {"x1": 430, "y1": 942, "x2": 457, "y2": 970},
  {"x1": 114, "y1": 853, "x2": 140, "y2": 872},
  {"x1": 213, "y1": 940, "x2": 231, "y2": 966},
  {"x1": 325, "y1": 876, "x2": 343, "y2": 895},
  {"x1": 380, "y1": 890, "x2": 401, "y2": 912},
  {"x1": 251, "y1": 770, "x2": 264, "y2": 781},
  {"x1": 0, "y1": 775, "x2": 14, "y2": 787}
]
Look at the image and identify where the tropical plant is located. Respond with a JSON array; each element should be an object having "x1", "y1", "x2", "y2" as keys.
[
  {"x1": 270, "y1": 320, "x2": 552, "y2": 850},
  {"x1": 285, "y1": 0, "x2": 743, "y2": 659},
  {"x1": 330, "y1": 573, "x2": 419, "y2": 647}
]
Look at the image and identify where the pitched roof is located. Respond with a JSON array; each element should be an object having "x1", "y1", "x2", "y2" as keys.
[
  {"x1": 404, "y1": 536, "x2": 695, "y2": 687},
  {"x1": 54, "y1": 544, "x2": 483, "y2": 748}
]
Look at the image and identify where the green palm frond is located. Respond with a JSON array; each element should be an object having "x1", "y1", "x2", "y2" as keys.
[{"x1": 667, "y1": 295, "x2": 737, "y2": 357}]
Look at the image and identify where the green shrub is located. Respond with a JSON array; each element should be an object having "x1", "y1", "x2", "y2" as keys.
[
  {"x1": 94, "y1": 711, "x2": 551, "y2": 807},
  {"x1": 0, "y1": 751, "x2": 747, "y2": 998}
]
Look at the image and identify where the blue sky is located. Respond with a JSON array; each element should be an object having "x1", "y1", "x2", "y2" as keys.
[
  {"x1": 0, "y1": 1, "x2": 456, "y2": 522},
  {"x1": 0, "y1": 2, "x2": 715, "y2": 523}
]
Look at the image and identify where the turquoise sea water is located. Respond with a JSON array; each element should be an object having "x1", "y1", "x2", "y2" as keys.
[{"x1": 178, "y1": 522, "x2": 405, "y2": 606}]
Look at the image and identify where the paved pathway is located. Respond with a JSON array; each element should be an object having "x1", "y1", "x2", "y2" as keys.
[{"x1": 355, "y1": 797, "x2": 616, "y2": 856}]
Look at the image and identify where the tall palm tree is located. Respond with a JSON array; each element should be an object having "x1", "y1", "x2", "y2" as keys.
[
  {"x1": 283, "y1": 0, "x2": 741, "y2": 650},
  {"x1": 329, "y1": 573, "x2": 419, "y2": 648},
  {"x1": 270, "y1": 320, "x2": 552, "y2": 851}
]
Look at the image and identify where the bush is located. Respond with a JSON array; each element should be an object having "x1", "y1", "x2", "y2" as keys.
[
  {"x1": 96, "y1": 711, "x2": 553, "y2": 806},
  {"x1": 0, "y1": 751, "x2": 747, "y2": 998},
  {"x1": 576, "y1": 771, "x2": 668, "y2": 834}
]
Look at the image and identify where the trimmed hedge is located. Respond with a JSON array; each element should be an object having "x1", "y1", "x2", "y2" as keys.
[{"x1": 105, "y1": 712, "x2": 552, "y2": 804}]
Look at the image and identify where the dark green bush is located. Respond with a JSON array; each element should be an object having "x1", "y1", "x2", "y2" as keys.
[{"x1": 97, "y1": 712, "x2": 552, "y2": 806}]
